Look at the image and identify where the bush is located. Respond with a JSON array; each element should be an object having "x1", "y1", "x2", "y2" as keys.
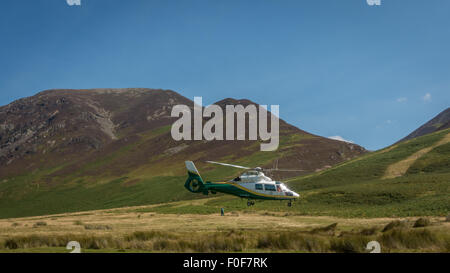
[
  {"x1": 380, "y1": 229, "x2": 438, "y2": 250},
  {"x1": 33, "y1": 221, "x2": 47, "y2": 228},
  {"x1": 359, "y1": 227, "x2": 378, "y2": 236},
  {"x1": 330, "y1": 236, "x2": 366, "y2": 253},
  {"x1": 311, "y1": 223, "x2": 338, "y2": 235},
  {"x1": 382, "y1": 220, "x2": 406, "y2": 232},
  {"x1": 4, "y1": 239, "x2": 18, "y2": 249},
  {"x1": 413, "y1": 218, "x2": 431, "y2": 228}
]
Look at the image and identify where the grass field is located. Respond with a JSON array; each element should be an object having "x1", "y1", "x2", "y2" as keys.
[
  {"x1": 0, "y1": 200, "x2": 448, "y2": 253},
  {"x1": 0, "y1": 129, "x2": 448, "y2": 220}
]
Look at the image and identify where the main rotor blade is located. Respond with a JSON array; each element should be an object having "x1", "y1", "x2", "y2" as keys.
[
  {"x1": 206, "y1": 161, "x2": 251, "y2": 169},
  {"x1": 263, "y1": 168, "x2": 305, "y2": 172}
]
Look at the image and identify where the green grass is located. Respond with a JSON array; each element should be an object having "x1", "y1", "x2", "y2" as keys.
[
  {"x1": 0, "y1": 125, "x2": 304, "y2": 219},
  {"x1": 0, "y1": 175, "x2": 203, "y2": 219},
  {"x1": 290, "y1": 129, "x2": 448, "y2": 190},
  {"x1": 0, "y1": 125, "x2": 448, "y2": 219},
  {"x1": 154, "y1": 129, "x2": 450, "y2": 218},
  {"x1": 407, "y1": 142, "x2": 450, "y2": 174},
  {"x1": 283, "y1": 129, "x2": 450, "y2": 217}
]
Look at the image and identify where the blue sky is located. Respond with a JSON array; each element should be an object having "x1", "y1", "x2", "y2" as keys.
[{"x1": 0, "y1": 0, "x2": 449, "y2": 150}]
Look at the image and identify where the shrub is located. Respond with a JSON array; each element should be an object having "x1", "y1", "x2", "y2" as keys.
[
  {"x1": 382, "y1": 220, "x2": 406, "y2": 232},
  {"x1": 380, "y1": 229, "x2": 438, "y2": 250},
  {"x1": 33, "y1": 221, "x2": 47, "y2": 228},
  {"x1": 311, "y1": 223, "x2": 338, "y2": 235},
  {"x1": 413, "y1": 218, "x2": 431, "y2": 228},
  {"x1": 330, "y1": 236, "x2": 366, "y2": 253},
  {"x1": 4, "y1": 239, "x2": 19, "y2": 249},
  {"x1": 359, "y1": 227, "x2": 378, "y2": 236}
]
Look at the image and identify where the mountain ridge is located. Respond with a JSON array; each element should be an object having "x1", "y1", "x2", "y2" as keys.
[{"x1": 398, "y1": 107, "x2": 450, "y2": 143}]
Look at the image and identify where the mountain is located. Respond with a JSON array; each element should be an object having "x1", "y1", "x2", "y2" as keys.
[
  {"x1": 0, "y1": 88, "x2": 366, "y2": 218},
  {"x1": 0, "y1": 88, "x2": 190, "y2": 175},
  {"x1": 399, "y1": 107, "x2": 450, "y2": 143}
]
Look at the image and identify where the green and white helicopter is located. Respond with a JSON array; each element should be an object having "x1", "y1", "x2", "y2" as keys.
[{"x1": 184, "y1": 161, "x2": 301, "y2": 207}]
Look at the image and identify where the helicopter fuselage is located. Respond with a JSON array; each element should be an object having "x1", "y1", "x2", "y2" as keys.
[
  {"x1": 184, "y1": 162, "x2": 300, "y2": 202},
  {"x1": 203, "y1": 180, "x2": 299, "y2": 200}
]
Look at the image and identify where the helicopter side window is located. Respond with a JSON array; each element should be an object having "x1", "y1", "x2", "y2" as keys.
[
  {"x1": 233, "y1": 177, "x2": 241, "y2": 181},
  {"x1": 264, "y1": 184, "x2": 276, "y2": 191},
  {"x1": 255, "y1": 184, "x2": 263, "y2": 190}
]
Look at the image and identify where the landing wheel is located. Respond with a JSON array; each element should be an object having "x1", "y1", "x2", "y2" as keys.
[
  {"x1": 247, "y1": 200, "x2": 255, "y2": 207},
  {"x1": 287, "y1": 201, "x2": 292, "y2": 207}
]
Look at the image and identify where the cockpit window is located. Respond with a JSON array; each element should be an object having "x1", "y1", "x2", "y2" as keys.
[{"x1": 285, "y1": 191, "x2": 294, "y2": 196}]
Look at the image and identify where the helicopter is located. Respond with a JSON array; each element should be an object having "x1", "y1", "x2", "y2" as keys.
[{"x1": 184, "y1": 160, "x2": 301, "y2": 207}]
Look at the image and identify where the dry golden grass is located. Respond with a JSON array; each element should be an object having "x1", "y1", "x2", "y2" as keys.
[{"x1": 0, "y1": 201, "x2": 448, "y2": 252}]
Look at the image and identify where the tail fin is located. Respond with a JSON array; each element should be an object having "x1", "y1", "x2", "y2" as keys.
[{"x1": 184, "y1": 161, "x2": 207, "y2": 194}]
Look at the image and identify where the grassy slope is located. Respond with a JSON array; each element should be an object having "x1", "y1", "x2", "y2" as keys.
[
  {"x1": 142, "y1": 129, "x2": 450, "y2": 218},
  {"x1": 284, "y1": 129, "x2": 450, "y2": 217},
  {"x1": 1, "y1": 126, "x2": 448, "y2": 219}
]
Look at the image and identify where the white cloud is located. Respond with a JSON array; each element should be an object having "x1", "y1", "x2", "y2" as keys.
[
  {"x1": 66, "y1": 0, "x2": 81, "y2": 5},
  {"x1": 396, "y1": 97, "x2": 407, "y2": 103},
  {"x1": 423, "y1": 93, "x2": 432, "y2": 102},
  {"x1": 328, "y1": 136, "x2": 354, "y2": 143}
]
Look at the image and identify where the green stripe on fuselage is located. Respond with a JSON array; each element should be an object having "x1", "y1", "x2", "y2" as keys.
[{"x1": 204, "y1": 182, "x2": 294, "y2": 200}]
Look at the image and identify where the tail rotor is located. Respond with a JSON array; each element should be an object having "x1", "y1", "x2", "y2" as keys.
[{"x1": 184, "y1": 161, "x2": 206, "y2": 194}]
